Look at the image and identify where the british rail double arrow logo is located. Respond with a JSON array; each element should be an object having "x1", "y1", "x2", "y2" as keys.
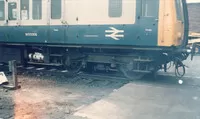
[{"x1": 105, "y1": 27, "x2": 124, "y2": 40}]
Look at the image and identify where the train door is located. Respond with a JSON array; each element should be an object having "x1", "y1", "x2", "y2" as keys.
[
  {"x1": 16, "y1": 0, "x2": 48, "y2": 43},
  {"x1": 48, "y1": 0, "x2": 65, "y2": 44},
  {"x1": 139, "y1": 0, "x2": 159, "y2": 46},
  {"x1": 0, "y1": 0, "x2": 7, "y2": 42},
  {"x1": 4, "y1": 0, "x2": 48, "y2": 43},
  {"x1": 4, "y1": 0, "x2": 19, "y2": 43}
]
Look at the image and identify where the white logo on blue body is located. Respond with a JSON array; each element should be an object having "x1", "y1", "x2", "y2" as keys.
[
  {"x1": 105, "y1": 27, "x2": 124, "y2": 40},
  {"x1": 25, "y1": 33, "x2": 38, "y2": 36}
]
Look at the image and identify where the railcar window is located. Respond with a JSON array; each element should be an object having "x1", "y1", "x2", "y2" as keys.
[
  {"x1": 142, "y1": 0, "x2": 159, "y2": 17},
  {"x1": 0, "y1": 1, "x2": 5, "y2": 21},
  {"x1": 175, "y1": 0, "x2": 184, "y2": 21},
  {"x1": 109, "y1": 0, "x2": 122, "y2": 18},
  {"x1": 51, "y1": 0, "x2": 61, "y2": 19},
  {"x1": 8, "y1": 2, "x2": 17, "y2": 20},
  {"x1": 21, "y1": 0, "x2": 29, "y2": 20},
  {"x1": 32, "y1": 0, "x2": 42, "y2": 20}
]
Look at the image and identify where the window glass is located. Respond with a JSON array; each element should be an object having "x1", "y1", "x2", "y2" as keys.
[
  {"x1": 8, "y1": 2, "x2": 17, "y2": 20},
  {"x1": 142, "y1": 0, "x2": 159, "y2": 17},
  {"x1": 21, "y1": 0, "x2": 29, "y2": 20},
  {"x1": 0, "y1": 0, "x2": 5, "y2": 21},
  {"x1": 51, "y1": 0, "x2": 61, "y2": 19},
  {"x1": 32, "y1": 0, "x2": 42, "y2": 20},
  {"x1": 109, "y1": 0, "x2": 122, "y2": 18},
  {"x1": 175, "y1": 0, "x2": 184, "y2": 21}
]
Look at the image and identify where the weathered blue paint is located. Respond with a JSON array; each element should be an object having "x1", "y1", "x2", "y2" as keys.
[
  {"x1": 0, "y1": 24, "x2": 158, "y2": 46},
  {"x1": 0, "y1": 26, "x2": 8, "y2": 42},
  {"x1": 7, "y1": 26, "x2": 48, "y2": 43},
  {"x1": 0, "y1": 0, "x2": 160, "y2": 47}
]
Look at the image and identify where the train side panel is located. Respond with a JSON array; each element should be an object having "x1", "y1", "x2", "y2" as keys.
[
  {"x1": 0, "y1": 0, "x2": 160, "y2": 47},
  {"x1": 0, "y1": 0, "x2": 187, "y2": 48}
]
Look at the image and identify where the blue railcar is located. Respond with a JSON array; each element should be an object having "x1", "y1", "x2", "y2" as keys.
[{"x1": 0, "y1": 0, "x2": 191, "y2": 78}]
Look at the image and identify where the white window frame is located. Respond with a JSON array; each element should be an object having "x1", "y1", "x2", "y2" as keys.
[
  {"x1": 49, "y1": 0, "x2": 65, "y2": 25},
  {"x1": 0, "y1": 0, "x2": 6, "y2": 26},
  {"x1": 20, "y1": 0, "x2": 48, "y2": 26},
  {"x1": 6, "y1": 0, "x2": 19, "y2": 26}
]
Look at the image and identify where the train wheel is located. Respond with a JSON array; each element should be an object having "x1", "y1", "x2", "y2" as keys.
[
  {"x1": 148, "y1": 70, "x2": 158, "y2": 80},
  {"x1": 71, "y1": 61, "x2": 82, "y2": 71},
  {"x1": 119, "y1": 65, "x2": 144, "y2": 80},
  {"x1": 65, "y1": 60, "x2": 83, "y2": 76}
]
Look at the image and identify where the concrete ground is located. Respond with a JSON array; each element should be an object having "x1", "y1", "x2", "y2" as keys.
[
  {"x1": 1, "y1": 56, "x2": 200, "y2": 119},
  {"x1": 75, "y1": 80, "x2": 200, "y2": 119},
  {"x1": 74, "y1": 56, "x2": 200, "y2": 119}
]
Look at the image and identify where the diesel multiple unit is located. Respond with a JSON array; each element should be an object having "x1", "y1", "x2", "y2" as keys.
[{"x1": 0, "y1": 0, "x2": 191, "y2": 78}]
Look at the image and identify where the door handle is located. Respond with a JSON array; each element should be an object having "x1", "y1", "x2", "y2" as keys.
[{"x1": 155, "y1": 19, "x2": 159, "y2": 22}]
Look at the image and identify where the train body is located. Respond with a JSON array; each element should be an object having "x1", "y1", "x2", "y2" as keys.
[{"x1": 0, "y1": 0, "x2": 191, "y2": 78}]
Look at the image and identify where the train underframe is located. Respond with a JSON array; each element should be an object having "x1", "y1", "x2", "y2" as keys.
[{"x1": 0, "y1": 44, "x2": 190, "y2": 79}]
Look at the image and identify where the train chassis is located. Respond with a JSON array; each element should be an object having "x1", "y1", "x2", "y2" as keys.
[{"x1": 0, "y1": 45, "x2": 190, "y2": 79}]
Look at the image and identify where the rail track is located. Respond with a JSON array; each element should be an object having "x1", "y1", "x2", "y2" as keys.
[
  {"x1": 0, "y1": 61, "x2": 185, "y2": 84},
  {"x1": 0, "y1": 63, "x2": 135, "y2": 81}
]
